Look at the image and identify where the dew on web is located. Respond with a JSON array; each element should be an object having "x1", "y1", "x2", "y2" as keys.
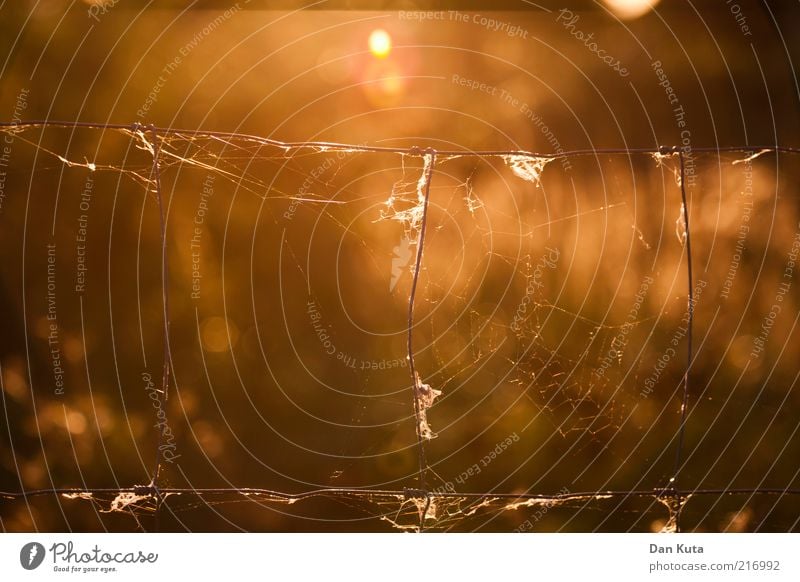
[
  {"x1": 106, "y1": 491, "x2": 155, "y2": 513},
  {"x1": 414, "y1": 371, "x2": 442, "y2": 441},
  {"x1": 656, "y1": 493, "x2": 691, "y2": 534},
  {"x1": 675, "y1": 202, "x2": 688, "y2": 244},
  {"x1": 503, "y1": 154, "x2": 550, "y2": 186},
  {"x1": 731, "y1": 148, "x2": 771, "y2": 165},
  {"x1": 381, "y1": 151, "x2": 434, "y2": 243},
  {"x1": 631, "y1": 223, "x2": 652, "y2": 250},
  {"x1": 462, "y1": 171, "x2": 484, "y2": 214},
  {"x1": 650, "y1": 151, "x2": 675, "y2": 166},
  {"x1": 650, "y1": 150, "x2": 682, "y2": 187},
  {"x1": 62, "y1": 492, "x2": 95, "y2": 502}
]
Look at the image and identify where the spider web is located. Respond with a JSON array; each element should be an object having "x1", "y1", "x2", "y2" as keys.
[{"x1": 1, "y1": 122, "x2": 799, "y2": 532}]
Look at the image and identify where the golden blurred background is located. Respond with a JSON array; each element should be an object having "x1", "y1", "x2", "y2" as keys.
[{"x1": 0, "y1": 0, "x2": 799, "y2": 531}]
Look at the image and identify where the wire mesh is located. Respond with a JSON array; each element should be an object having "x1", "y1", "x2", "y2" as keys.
[{"x1": 1, "y1": 120, "x2": 799, "y2": 533}]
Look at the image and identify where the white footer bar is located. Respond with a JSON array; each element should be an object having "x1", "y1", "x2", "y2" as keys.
[{"x1": 1, "y1": 533, "x2": 797, "y2": 581}]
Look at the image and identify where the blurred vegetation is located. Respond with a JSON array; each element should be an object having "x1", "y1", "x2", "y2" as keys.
[{"x1": 0, "y1": 1, "x2": 799, "y2": 531}]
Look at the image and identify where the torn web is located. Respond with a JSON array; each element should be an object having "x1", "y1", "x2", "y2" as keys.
[{"x1": 1, "y1": 124, "x2": 798, "y2": 532}]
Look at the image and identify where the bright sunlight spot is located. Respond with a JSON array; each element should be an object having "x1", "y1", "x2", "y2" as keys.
[
  {"x1": 368, "y1": 29, "x2": 392, "y2": 58},
  {"x1": 602, "y1": 0, "x2": 661, "y2": 20}
]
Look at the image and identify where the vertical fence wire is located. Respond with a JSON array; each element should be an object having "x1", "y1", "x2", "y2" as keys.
[
  {"x1": 669, "y1": 150, "x2": 694, "y2": 532},
  {"x1": 147, "y1": 125, "x2": 172, "y2": 529},
  {"x1": 405, "y1": 149, "x2": 437, "y2": 531}
]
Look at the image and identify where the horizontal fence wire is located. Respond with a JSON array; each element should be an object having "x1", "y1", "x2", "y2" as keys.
[
  {"x1": 3, "y1": 487, "x2": 800, "y2": 501},
  {"x1": 1, "y1": 119, "x2": 798, "y2": 532},
  {"x1": 1, "y1": 120, "x2": 800, "y2": 158}
]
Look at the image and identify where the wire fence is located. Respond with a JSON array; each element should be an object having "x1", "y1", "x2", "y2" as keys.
[{"x1": 1, "y1": 120, "x2": 799, "y2": 533}]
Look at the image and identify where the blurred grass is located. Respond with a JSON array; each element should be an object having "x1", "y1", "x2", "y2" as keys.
[{"x1": 1, "y1": 2, "x2": 799, "y2": 531}]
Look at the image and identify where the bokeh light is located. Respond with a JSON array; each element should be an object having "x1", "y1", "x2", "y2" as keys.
[
  {"x1": 602, "y1": 0, "x2": 661, "y2": 20},
  {"x1": 368, "y1": 29, "x2": 392, "y2": 59}
]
